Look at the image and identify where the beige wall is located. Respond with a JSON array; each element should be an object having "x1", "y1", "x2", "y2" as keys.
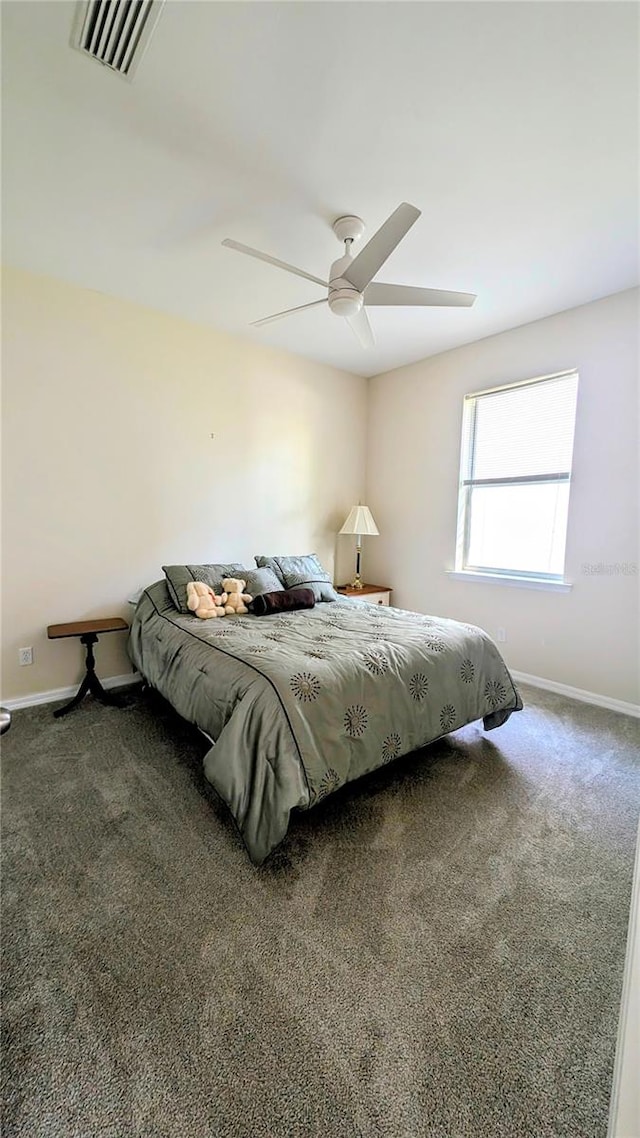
[
  {"x1": 1, "y1": 266, "x2": 367, "y2": 699},
  {"x1": 3, "y1": 269, "x2": 638, "y2": 706},
  {"x1": 366, "y1": 289, "x2": 640, "y2": 705}
]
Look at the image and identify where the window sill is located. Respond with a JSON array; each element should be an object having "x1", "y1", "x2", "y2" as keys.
[{"x1": 447, "y1": 570, "x2": 572, "y2": 593}]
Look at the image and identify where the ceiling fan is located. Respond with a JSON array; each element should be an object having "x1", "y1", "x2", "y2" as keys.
[{"x1": 222, "y1": 203, "x2": 476, "y2": 348}]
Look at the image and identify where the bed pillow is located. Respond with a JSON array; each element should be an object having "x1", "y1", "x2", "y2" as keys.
[
  {"x1": 254, "y1": 554, "x2": 339, "y2": 603},
  {"x1": 251, "y1": 587, "x2": 315, "y2": 616},
  {"x1": 162, "y1": 563, "x2": 246, "y2": 613},
  {"x1": 242, "y1": 567, "x2": 285, "y2": 599},
  {"x1": 254, "y1": 556, "x2": 286, "y2": 585}
]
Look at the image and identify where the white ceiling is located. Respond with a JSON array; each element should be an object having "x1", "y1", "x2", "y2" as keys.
[{"x1": 2, "y1": 1, "x2": 638, "y2": 378}]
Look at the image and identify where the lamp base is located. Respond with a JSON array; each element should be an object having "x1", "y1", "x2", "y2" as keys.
[{"x1": 351, "y1": 540, "x2": 364, "y2": 589}]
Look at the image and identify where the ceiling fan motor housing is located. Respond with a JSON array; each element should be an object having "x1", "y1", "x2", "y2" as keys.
[{"x1": 328, "y1": 250, "x2": 363, "y2": 317}]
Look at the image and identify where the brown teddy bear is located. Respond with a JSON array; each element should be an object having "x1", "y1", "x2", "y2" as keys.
[
  {"x1": 186, "y1": 581, "x2": 227, "y2": 619},
  {"x1": 221, "y1": 578, "x2": 253, "y2": 615}
]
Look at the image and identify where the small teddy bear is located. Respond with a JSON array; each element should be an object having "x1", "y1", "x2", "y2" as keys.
[
  {"x1": 186, "y1": 580, "x2": 228, "y2": 619},
  {"x1": 221, "y1": 577, "x2": 253, "y2": 615}
]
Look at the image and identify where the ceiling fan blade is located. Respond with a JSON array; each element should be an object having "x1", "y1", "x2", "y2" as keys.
[
  {"x1": 346, "y1": 307, "x2": 375, "y2": 349},
  {"x1": 365, "y1": 282, "x2": 477, "y2": 308},
  {"x1": 251, "y1": 299, "x2": 328, "y2": 327},
  {"x1": 341, "y1": 203, "x2": 421, "y2": 293},
  {"x1": 222, "y1": 238, "x2": 328, "y2": 288}
]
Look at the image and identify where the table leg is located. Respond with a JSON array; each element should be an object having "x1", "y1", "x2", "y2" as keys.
[{"x1": 53, "y1": 633, "x2": 122, "y2": 718}]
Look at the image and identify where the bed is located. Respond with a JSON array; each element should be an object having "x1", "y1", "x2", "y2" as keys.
[{"x1": 128, "y1": 579, "x2": 523, "y2": 864}]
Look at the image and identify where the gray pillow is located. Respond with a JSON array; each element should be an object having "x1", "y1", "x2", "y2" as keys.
[
  {"x1": 242, "y1": 567, "x2": 284, "y2": 599},
  {"x1": 254, "y1": 554, "x2": 339, "y2": 603},
  {"x1": 163, "y1": 563, "x2": 246, "y2": 613},
  {"x1": 254, "y1": 556, "x2": 286, "y2": 585}
]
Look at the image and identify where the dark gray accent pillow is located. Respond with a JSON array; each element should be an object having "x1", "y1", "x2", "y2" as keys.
[
  {"x1": 242, "y1": 567, "x2": 284, "y2": 599},
  {"x1": 254, "y1": 554, "x2": 339, "y2": 603},
  {"x1": 252, "y1": 587, "x2": 315, "y2": 616},
  {"x1": 162, "y1": 563, "x2": 246, "y2": 613}
]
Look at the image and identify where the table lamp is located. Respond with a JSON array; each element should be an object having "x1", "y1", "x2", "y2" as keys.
[{"x1": 339, "y1": 505, "x2": 379, "y2": 589}]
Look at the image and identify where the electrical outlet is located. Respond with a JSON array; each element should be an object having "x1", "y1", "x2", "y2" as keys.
[
  {"x1": 19, "y1": 646, "x2": 33, "y2": 666},
  {"x1": 496, "y1": 627, "x2": 507, "y2": 643}
]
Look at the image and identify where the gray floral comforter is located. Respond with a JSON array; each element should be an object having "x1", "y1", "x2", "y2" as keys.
[{"x1": 128, "y1": 580, "x2": 523, "y2": 864}]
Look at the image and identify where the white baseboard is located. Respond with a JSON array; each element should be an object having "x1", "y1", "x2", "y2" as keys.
[
  {"x1": 2, "y1": 672, "x2": 141, "y2": 711},
  {"x1": 511, "y1": 670, "x2": 640, "y2": 719}
]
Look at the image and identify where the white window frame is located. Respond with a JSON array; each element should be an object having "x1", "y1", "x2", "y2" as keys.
[{"x1": 452, "y1": 369, "x2": 578, "y2": 590}]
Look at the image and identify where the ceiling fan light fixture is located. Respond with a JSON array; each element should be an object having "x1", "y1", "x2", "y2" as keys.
[{"x1": 328, "y1": 289, "x2": 363, "y2": 317}]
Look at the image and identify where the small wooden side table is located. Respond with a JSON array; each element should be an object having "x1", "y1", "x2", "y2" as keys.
[
  {"x1": 336, "y1": 584, "x2": 392, "y2": 606},
  {"x1": 47, "y1": 617, "x2": 129, "y2": 718}
]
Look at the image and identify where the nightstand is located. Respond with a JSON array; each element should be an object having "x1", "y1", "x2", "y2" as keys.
[{"x1": 336, "y1": 584, "x2": 392, "y2": 606}]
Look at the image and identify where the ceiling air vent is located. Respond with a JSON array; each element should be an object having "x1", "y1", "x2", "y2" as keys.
[{"x1": 71, "y1": 0, "x2": 165, "y2": 80}]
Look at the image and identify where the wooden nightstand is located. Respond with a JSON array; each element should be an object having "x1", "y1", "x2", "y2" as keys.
[{"x1": 336, "y1": 584, "x2": 392, "y2": 606}]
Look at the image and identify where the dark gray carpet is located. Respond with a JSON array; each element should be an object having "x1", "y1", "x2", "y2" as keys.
[{"x1": 1, "y1": 684, "x2": 638, "y2": 1138}]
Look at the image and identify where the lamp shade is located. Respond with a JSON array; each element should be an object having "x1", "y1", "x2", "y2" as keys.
[{"x1": 339, "y1": 505, "x2": 380, "y2": 537}]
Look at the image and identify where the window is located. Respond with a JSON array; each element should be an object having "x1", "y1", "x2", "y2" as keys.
[{"x1": 455, "y1": 370, "x2": 579, "y2": 583}]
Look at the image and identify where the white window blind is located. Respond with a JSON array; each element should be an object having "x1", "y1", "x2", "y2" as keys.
[{"x1": 456, "y1": 370, "x2": 579, "y2": 580}]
